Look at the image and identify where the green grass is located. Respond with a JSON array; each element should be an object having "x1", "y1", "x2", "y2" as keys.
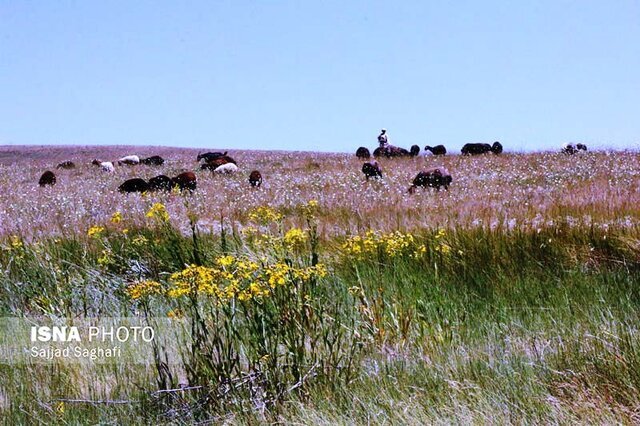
[{"x1": 1, "y1": 217, "x2": 639, "y2": 424}]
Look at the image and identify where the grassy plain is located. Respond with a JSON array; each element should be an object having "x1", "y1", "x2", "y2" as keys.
[{"x1": 0, "y1": 145, "x2": 639, "y2": 424}]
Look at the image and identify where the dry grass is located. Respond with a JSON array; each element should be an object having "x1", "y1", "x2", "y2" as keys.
[{"x1": 1, "y1": 145, "x2": 638, "y2": 239}]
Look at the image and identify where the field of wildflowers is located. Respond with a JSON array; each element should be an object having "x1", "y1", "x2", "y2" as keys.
[{"x1": 0, "y1": 145, "x2": 639, "y2": 424}]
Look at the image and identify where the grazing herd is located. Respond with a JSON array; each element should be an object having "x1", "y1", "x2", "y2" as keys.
[
  {"x1": 357, "y1": 140, "x2": 590, "y2": 194},
  {"x1": 37, "y1": 152, "x2": 264, "y2": 193},
  {"x1": 37, "y1": 140, "x2": 591, "y2": 198},
  {"x1": 562, "y1": 143, "x2": 588, "y2": 155}
]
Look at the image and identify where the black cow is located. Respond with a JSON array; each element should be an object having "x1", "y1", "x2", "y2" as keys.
[{"x1": 410, "y1": 145, "x2": 421, "y2": 157}]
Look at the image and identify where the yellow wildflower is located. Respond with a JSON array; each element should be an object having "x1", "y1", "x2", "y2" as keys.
[
  {"x1": 126, "y1": 280, "x2": 162, "y2": 300},
  {"x1": 132, "y1": 235, "x2": 148, "y2": 246},
  {"x1": 97, "y1": 249, "x2": 113, "y2": 267},
  {"x1": 168, "y1": 264, "x2": 217, "y2": 298},
  {"x1": 248, "y1": 206, "x2": 282, "y2": 224},
  {"x1": 87, "y1": 225, "x2": 105, "y2": 239},
  {"x1": 10, "y1": 235, "x2": 23, "y2": 250},
  {"x1": 146, "y1": 203, "x2": 170, "y2": 222},
  {"x1": 283, "y1": 228, "x2": 307, "y2": 249},
  {"x1": 216, "y1": 255, "x2": 235, "y2": 267},
  {"x1": 110, "y1": 211, "x2": 123, "y2": 224},
  {"x1": 167, "y1": 309, "x2": 184, "y2": 319}
]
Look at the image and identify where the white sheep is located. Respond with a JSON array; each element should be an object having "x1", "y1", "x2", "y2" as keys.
[
  {"x1": 100, "y1": 161, "x2": 115, "y2": 173},
  {"x1": 117, "y1": 155, "x2": 140, "y2": 165},
  {"x1": 214, "y1": 163, "x2": 239, "y2": 174}
]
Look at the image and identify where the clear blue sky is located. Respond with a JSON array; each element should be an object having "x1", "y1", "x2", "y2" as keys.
[{"x1": 1, "y1": 1, "x2": 639, "y2": 152}]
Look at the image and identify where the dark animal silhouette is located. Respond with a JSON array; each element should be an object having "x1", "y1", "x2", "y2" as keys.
[
  {"x1": 410, "y1": 145, "x2": 421, "y2": 157},
  {"x1": 408, "y1": 167, "x2": 452, "y2": 193},
  {"x1": 91, "y1": 159, "x2": 101, "y2": 166},
  {"x1": 148, "y1": 175, "x2": 173, "y2": 191},
  {"x1": 356, "y1": 147, "x2": 371, "y2": 159},
  {"x1": 362, "y1": 161, "x2": 382, "y2": 181},
  {"x1": 56, "y1": 161, "x2": 76, "y2": 169},
  {"x1": 118, "y1": 178, "x2": 149, "y2": 193},
  {"x1": 197, "y1": 151, "x2": 226, "y2": 162},
  {"x1": 140, "y1": 155, "x2": 165, "y2": 166},
  {"x1": 172, "y1": 172, "x2": 197, "y2": 192},
  {"x1": 39, "y1": 171, "x2": 56, "y2": 187},
  {"x1": 200, "y1": 163, "x2": 216, "y2": 171},
  {"x1": 562, "y1": 143, "x2": 587, "y2": 155},
  {"x1": 249, "y1": 170, "x2": 263, "y2": 187},
  {"x1": 425, "y1": 145, "x2": 447, "y2": 155},
  {"x1": 201, "y1": 157, "x2": 231, "y2": 171},
  {"x1": 461, "y1": 142, "x2": 502, "y2": 155},
  {"x1": 461, "y1": 143, "x2": 491, "y2": 155},
  {"x1": 373, "y1": 145, "x2": 411, "y2": 158}
]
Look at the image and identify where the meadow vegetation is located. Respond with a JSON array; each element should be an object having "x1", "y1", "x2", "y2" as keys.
[{"x1": 0, "y1": 145, "x2": 639, "y2": 424}]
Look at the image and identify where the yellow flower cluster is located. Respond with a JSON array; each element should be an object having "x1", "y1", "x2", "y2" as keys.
[
  {"x1": 132, "y1": 235, "x2": 148, "y2": 246},
  {"x1": 341, "y1": 230, "x2": 424, "y2": 259},
  {"x1": 110, "y1": 211, "x2": 123, "y2": 224},
  {"x1": 2, "y1": 235, "x2": 25, "y2": 259},
  {"x1": 126, "y1": 280, "x2": 162, "y2": 300},
  {"x1": 167, "y1": 264, "x2": 217, "y2": 297},
  {"x1": 9, "y1": 235, "x2": 23, "y2": 250},
  {"x1": 87, "y1": 225, "x2": 105, "y2": 239},
  {"x1": 433, "y1": 229, "x2": 452, "y2": 254},
  {"x1": 164, "y1": 256, "x2": 328, "y2": 303},
  {"x1": 97, "y1": 249, "x2": 113, "y2": 267},
  {"x1": 146, "y1": 203, "x2": 170, "y2": 222},
  {"x1": 248, "y1": 206, "x2": 282, "y2": 224},
  {"x1": 283, "y1": 228, "x2": 307, "y2": 249}
]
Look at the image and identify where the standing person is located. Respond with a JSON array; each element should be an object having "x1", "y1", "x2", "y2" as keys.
[{"x1": 378, "y1": 128, "x2": 388, "y2": 148}]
